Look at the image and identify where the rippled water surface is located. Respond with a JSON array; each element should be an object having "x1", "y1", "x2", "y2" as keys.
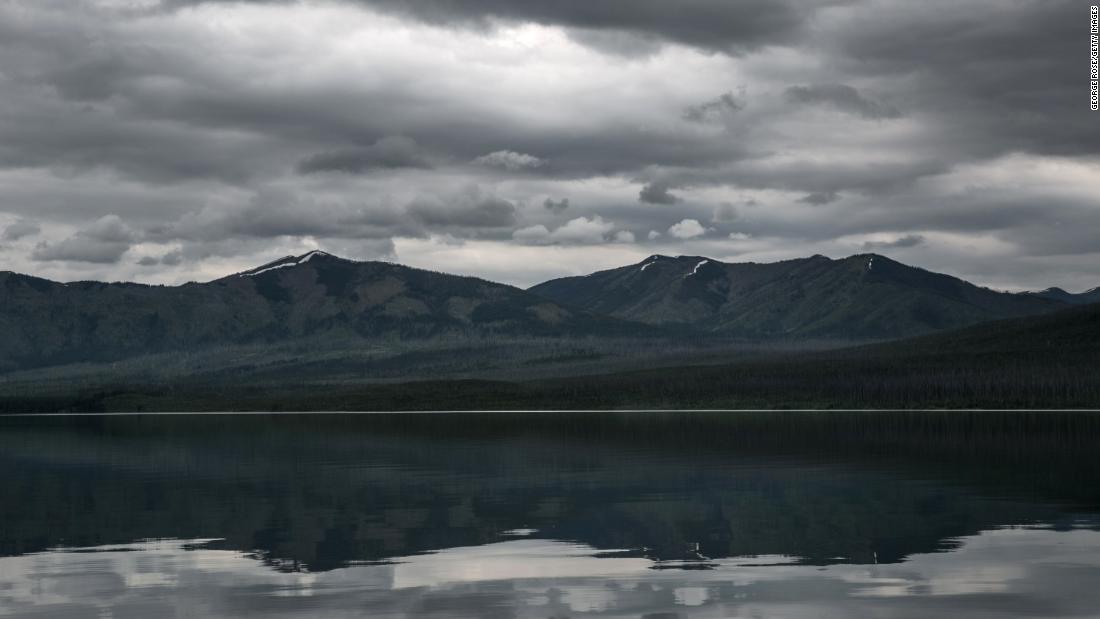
[{"x1": 2, "y1": 411, "x2": 1100, "y2": 618}]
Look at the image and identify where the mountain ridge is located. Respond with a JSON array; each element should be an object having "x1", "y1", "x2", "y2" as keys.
[
  {"x1": 0, "y1": 250, "x2": 1086, "y2": 373},
  {"x1": 529, "y1": 252, "x2": 1068, "y2": 340},
  {"x1": 1025, "y1": 286, "x2": 1100, "y2": 305},
  {"x1": 0, "y1": 251, "x2": 643, "y2": 372}
]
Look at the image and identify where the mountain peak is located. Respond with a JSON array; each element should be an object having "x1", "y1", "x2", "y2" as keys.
[
  {"x1": 294, "y1": 249, "x2": 349, "y2": 265},
  {"x1": 530, "y1": 251, "x2": 1064, "y2": 339},
  {"x1": 235, "y1": 250, "x2": 348, "y2": 277}
]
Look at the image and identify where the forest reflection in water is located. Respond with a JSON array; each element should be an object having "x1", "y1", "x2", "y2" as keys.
[{"x1": 1, "y1": 410, "x2": 1099, "y2": 618}]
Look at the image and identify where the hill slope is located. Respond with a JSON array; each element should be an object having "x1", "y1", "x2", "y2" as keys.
[
  {"x1": 0, "y1": 251, "x2": 639, "y2": 372},
  {"x1": 6, "y1": 299, "x2": 1095, "y2": 412},
  {"x1": 529, "y1": 253, "x2": 1065, "y2": 339}
]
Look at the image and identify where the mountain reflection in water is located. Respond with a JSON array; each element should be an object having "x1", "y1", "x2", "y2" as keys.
[{"x1": 1, "y1": 411, "x2": 1099, "y2": 618}]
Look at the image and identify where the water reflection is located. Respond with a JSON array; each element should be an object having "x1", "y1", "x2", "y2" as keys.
[
  {"x1": 5, "y1": 528, "x2": 1100, "y2": 618},
  {"x1": 1, "y1": 411, "x2": 1099, "y2": 617}
]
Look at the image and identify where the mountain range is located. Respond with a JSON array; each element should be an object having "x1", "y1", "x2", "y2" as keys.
[
  {"x1": 529, "y1": 253, "x2": 1066, "y2": 339},
  {"x1": 0, "y1": 250, "x2": 1091, "y2": 373},
  {"x1": 0, "y1": 250, "x2": 634, "y2": 372}
]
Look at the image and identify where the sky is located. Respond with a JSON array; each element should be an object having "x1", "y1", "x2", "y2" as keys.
[{"x1": 0, "y1": 0, "x2": 1097, "y2": 291}]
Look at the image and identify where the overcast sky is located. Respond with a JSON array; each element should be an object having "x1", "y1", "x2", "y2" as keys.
[{"x1": 0, "y1": 0, "x2": 1097, "y2": 290}]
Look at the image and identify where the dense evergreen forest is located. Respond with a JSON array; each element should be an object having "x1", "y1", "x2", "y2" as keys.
[{"x1": 2, "y1": 300, "x2": 1096, "y2": 412}]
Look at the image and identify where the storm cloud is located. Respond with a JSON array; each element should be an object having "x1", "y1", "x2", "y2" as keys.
[
  {"x1": 683, "y1": 91, "x2": 745, "y2": 123},
  {"x1": 2, "y1": 218, "x2": 40, "y2": 242},
  {"x1": 0, "y1": 0, "x2": 1095, "y2": 291},
  {"x1": 297, "y1": 137, "x2": 432, "y2": 174},
  {"x1": 543, "y1": 198, "x2": 570, "y2": 214},
  {"x1": 784, "y1": 83, "x2": 902, "y2": 120},
  {"x1": 167, "y1": 0, "x2": 829, "y2": 54},
  {"x1": 407, "y1": 186, "x2": 518, "y2": 229},
  {"x1": 639, "y1": 182, "x2": 682, "y2": 205},
  {"x1": 32, "y1": 215, "x2": 138, "y2": 264}
]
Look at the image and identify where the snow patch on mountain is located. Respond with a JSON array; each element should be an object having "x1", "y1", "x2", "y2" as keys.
[
  {"x1": 244, "y1": 261, "x2": 296, "y2": 277},
  {"x1": 685, "y1": 260, "x2": 709, "y2": 277},
  {"x1": 240, "y1": 251, "x2": 336, "y2": 277},
  {"x1": 298, "y1": 250, "x2": 331, "y2": 264}
]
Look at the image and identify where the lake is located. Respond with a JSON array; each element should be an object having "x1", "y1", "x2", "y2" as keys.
[{"x1": 1, "y1": 411, "x2": 1099, "y2": 618}]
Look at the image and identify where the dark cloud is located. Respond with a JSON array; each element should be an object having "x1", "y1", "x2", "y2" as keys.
[
  {"x1": 720, "y1": 158, "x2": 950, "y2": 196},
  {"x1": 160, "y1": 250, "x2": 184, "y2": 266},
  {"x1": 824, "y1": 1, "x2": 1099, "y2": 158},
  {"x1": 32, "y1": 214, "x2": 137, "y2": 264},
  {"x1": 863, "y1": 234, "x2": 925, "y2": 250},
  {"x1": 138, "y1": 250, "x2": 183, "y2": 267},
  {"x1": 798, "y1": 191, "x2": 840, "y2": 205},
  {"x1": 682, "y1": 90, "x2": 744, "y2": 123},
  {"x1": 2, "y1": 218, "x2": 40, "y2": 241},
  {"x1": 48, "y1": 55, "x2": 134, "y2": 103},
  {"x1": 0, "y1": 85, "x2": 282, "y2": 185},
  {"x1": 712, "y1": 202, "x2": 739, "y2": 223},
  {"x1": 543, "y1": 197, "x2": 570, "y2": 214},
  {"x1": 297, "y1": 137, "x2": 432, "y2": 174},
  {"x1": 565, "y1": 28, "x2": 664, "y2": 58},
  {"x1": 0, "y1": 3, "x2": 750, "y2": 187},
  {"x1": 167, "y1": 0, "x2": 832, "y2": 54},
  {"x1": 163, "y1": 190, "x2": 419, "y2": 243},
  {"x1": 639, "y1": 182, "x2": 681, "y2": 205},
  {"x1": 520, "y1": 126, "x2": 753, "y2": 179},
  {"x1": 784, "y1": 84, "x2": 901, "y2": 120},
  {"x1": 407, "y1": 186, "x2": 517, "y2": 229}
]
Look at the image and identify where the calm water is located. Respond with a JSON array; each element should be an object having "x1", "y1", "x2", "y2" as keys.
[{"x1": 2, "y1": 411, "x2": 1100, "y2": 618}]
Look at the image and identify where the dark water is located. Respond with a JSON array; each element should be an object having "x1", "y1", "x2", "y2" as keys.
[{"x1": 2, "y1": 411, "x2": 1100, "y2": 618}]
